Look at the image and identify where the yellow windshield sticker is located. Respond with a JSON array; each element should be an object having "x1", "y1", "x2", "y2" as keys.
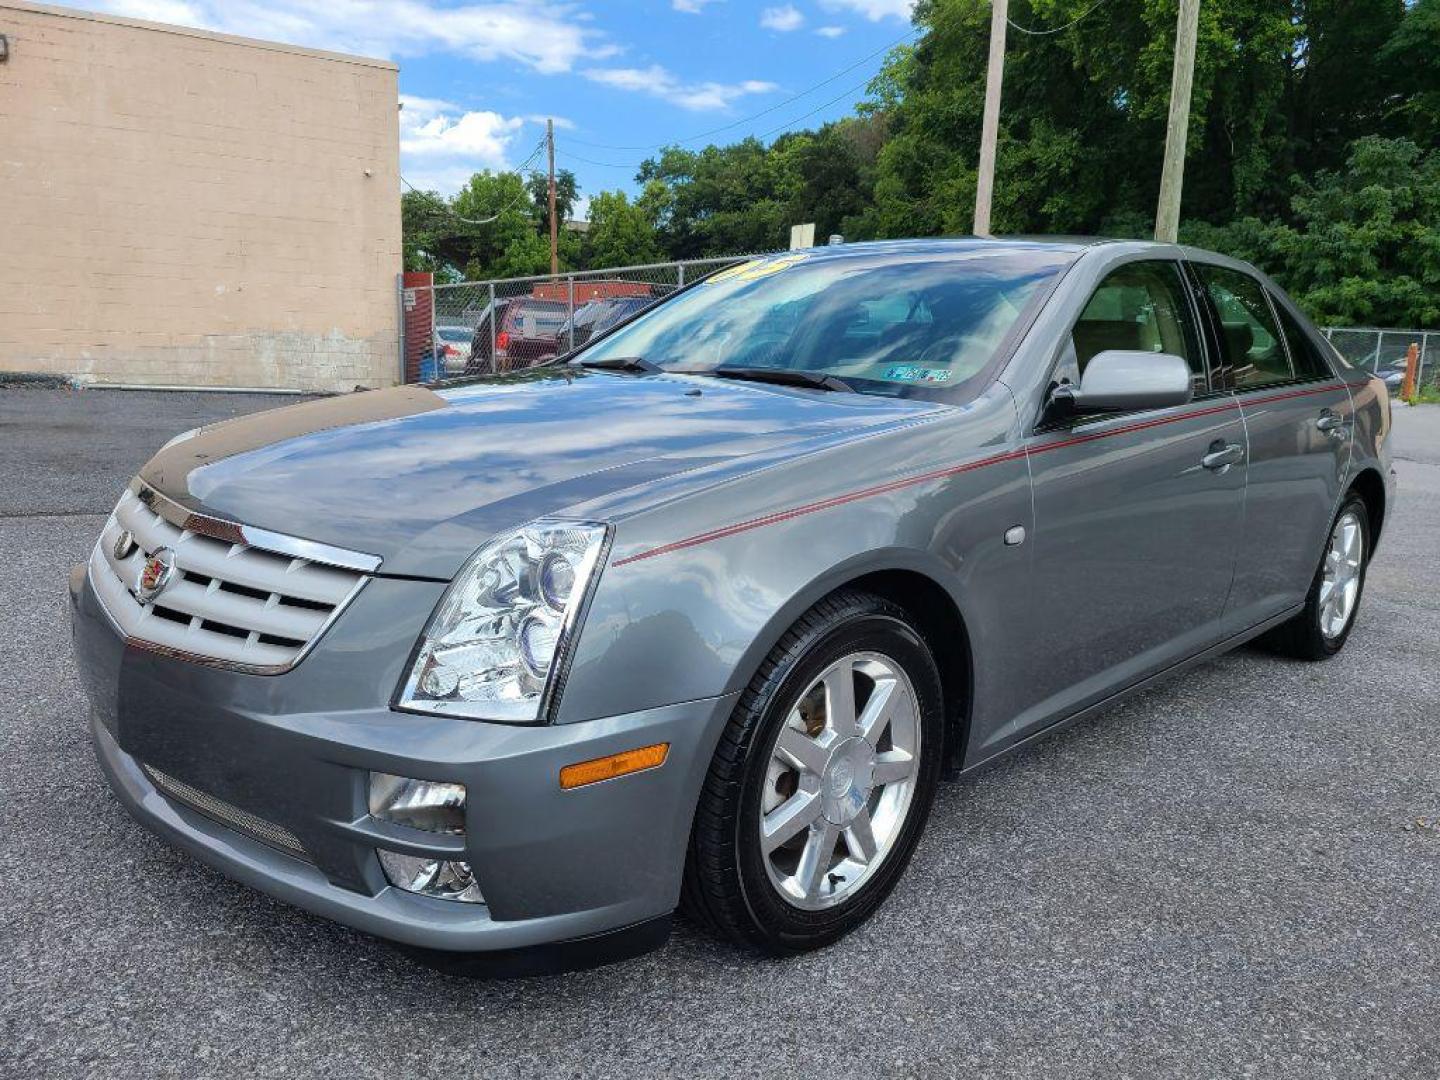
[{"x1": 705, "y1": 253, "x2": 810, "y2": 285}]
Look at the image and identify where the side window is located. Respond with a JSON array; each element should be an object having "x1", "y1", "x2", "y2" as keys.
[
  {"x1": 1194, "y1": 265, "x2": 1293, "y2": 388},
  {"x1": 1272, "y1": 297, "x2": 1334, "y2": 380},
  {"x1": 1070, "y1": 261, "x2": 1206, "y2": 394}
]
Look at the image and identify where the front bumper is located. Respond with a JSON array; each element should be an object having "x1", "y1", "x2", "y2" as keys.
[{"x1": 70, "y1": 563, "x2": 736, "y2": 955}]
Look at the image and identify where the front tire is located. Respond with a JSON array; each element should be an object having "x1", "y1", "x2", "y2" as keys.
[
  {"x1": 681, "y1": 591, "x2": 945, "y2": 954},
  {"x1": 1261, "y1": 494, "x2": 1370, "y2": 660}
]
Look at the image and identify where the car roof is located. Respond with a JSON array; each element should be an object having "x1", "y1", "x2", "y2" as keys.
[{"x1": 787, "y1": 236, "x2": 1114, "y2": 260}]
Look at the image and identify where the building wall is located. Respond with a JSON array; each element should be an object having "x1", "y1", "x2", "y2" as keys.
[{"x1": 0, "y1": 2, "x2": 401, "y2": 390}]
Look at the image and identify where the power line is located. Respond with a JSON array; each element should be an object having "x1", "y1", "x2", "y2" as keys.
[
  {"x1": 400, "y1": 136, "x2": 547, "y2": 224},
  {"x1": 1006, "y1": 0, "x2": 1115, "y2": 36},
  {"x1": 555, "y1": 68, "x2": 888, "y2": 175},
  {"x1": 564, "y1": 25, "x2": 921, "y2": 153},
  {"x1": 754, "y1": 71, "x2": 878, "y2": 141}
]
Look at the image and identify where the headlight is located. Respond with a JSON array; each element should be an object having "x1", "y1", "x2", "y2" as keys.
[{"x1": 396, "y1": 520, "x2": 608, "y2": 723}]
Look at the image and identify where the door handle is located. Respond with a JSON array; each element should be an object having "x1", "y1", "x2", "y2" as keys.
[
  {"x1": 1201, "y1": 441, "x2": 1244, "y2": 472},
  {"x1": 1316, "y1": 410, "x2": 1348, "y2": 436}
]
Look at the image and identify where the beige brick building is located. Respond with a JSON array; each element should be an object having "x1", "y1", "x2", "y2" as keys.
[{"x1": 0, "y1": 2, "x2": 401, "y2": 390}]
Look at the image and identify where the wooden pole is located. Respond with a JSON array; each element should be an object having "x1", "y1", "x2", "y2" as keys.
[
  {"x1": 1155, "y1": 0, "x2": 1201, "y2": 243},
  {"x1": 547, "y1": 117, "x2": 558, "y2": 276},
  {"x1": 973, "y1": 0, "x2": 1008, "y2": 237}
]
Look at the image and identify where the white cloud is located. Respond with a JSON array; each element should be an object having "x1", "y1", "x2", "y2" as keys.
[
  {"x1": 815, "y1": 24, "x2": 847, "y2": 37},
  {"x1": 820, "y1": 0, "x2": 915, "y2": 20},
  {"x1": 672, "y1": 0, "x2": 719, "y2": 11},
  {"x1": 582, "y1": 65, "x2": 778, "y2": 112},
  {"x1": 399, "y1": 95, "x2": 532, "y2": 193},
  {"x1": 760, "y1": 4, "x2": 804, "y2": 31},
  {"x1": 92, "y1": 0, "x2": 612, "y2": 74}
]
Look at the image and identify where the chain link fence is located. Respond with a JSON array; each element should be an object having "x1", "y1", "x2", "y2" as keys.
[
  {"x1": 1323, "y1": 328, "x2": 1437, "y2": 393},
  {"x1": 402, "y1": 257, "x2": 745, "y2": 382}
]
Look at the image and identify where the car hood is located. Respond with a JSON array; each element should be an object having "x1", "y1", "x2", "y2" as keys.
[{"x1": 140, "y1": 370, "x2": 939, "y2": 578}]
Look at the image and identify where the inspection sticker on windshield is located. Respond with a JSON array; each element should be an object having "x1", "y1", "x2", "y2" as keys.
[
  {"x1": 705, "y1": 253, "x2": 809, "y2": 286},
  {"x1": 884, "y1": 365, "x2": 952, "y2": 384}
]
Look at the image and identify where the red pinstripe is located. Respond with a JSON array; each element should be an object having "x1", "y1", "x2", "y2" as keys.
[{"x1": 612, "y1": 382, "x2": 1346, "y2": 567}]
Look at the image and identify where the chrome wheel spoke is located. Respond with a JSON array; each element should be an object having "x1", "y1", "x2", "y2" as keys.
[
  {"x1": 871, "y1": 749, "x2": 915, "y2": 786},
  {"x1": 823, "y1": 663, "x2": 858, "y2": 737},
  {"x1": 856, "y1": 675, "x2": 898, "y2": 744},
  {"x1": 795, "y1": 821, "x2": 840, "y2": 899},
  {"x1": 844, "y1": 807, "x2": 878, "y2": 864},
  {"x1": 762, "y1": 790, "x2": 822, "y2": 854},
  {"x1": 775, "y1": 726, "x2": 828, "y2": 777}
]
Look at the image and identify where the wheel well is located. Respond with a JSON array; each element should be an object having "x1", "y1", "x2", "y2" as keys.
[
  {"x1": 1348, "y1": 469, "x2": 1386, "y2": 547},
  {"x1": 838, "y1": 569, "x2": 972, "y2": 773}
]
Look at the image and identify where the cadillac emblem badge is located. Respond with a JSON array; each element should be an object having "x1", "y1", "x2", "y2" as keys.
[{"x1": 135, "y1": 547, "x2": 177, "y2": 605}]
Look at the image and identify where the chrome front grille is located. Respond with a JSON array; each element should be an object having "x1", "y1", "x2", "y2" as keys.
[
  {"x1": 89, "y1": 481, "x2": 376, "y2": 673},
  {"x1": 142, "y1": 764, "x2": 311, "y2": 861}
]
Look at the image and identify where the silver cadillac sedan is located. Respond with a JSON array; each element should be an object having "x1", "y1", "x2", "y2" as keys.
[{"x1": 70, "y1": 239, "x2": 1395, "y2": 973}]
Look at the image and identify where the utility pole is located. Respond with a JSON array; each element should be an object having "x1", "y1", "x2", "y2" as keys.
[
  {"x1": 973, "y1": 0, "x2": 1008, "y2": 237},
  {"x1": 1155, "y1": 0, "x2": 1201, "y2": 243},
  {"x1": 547, "y1": 117, "x2": 559, "y2": 276}
]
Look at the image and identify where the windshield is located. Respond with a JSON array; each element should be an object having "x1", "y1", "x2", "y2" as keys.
[{"x1": 575, "y1": 248, "x2": 1072, "y2": 398}]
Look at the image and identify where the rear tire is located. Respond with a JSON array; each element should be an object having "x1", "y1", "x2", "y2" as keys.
[
  {"x1": 1261, "y1": 494, "x2": 1370, "y2": 661},
  {"x1": 681, "y1": 590, "x2": 945, "y2": 954}
]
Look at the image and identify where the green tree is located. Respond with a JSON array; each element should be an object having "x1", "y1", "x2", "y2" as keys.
[
  {"x1": 585, "y1": 190, "x2": 663, "y2": 267},
  {"x1": 1189, "y1": 138, "x2": 1440, "y2": 327}
]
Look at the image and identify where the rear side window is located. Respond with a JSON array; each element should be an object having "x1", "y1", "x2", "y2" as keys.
[
  {"x1": 1194, "y1": 265, "x2": 1293, "y2": 388},
  {"x1": 1271, "y1": 298, "x2": 1334, "y2": 380},
  {"x1": 1070, "y1": 261, "x2": 1206, "y2": 394}
]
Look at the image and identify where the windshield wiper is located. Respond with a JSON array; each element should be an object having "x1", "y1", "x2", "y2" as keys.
[
  {"x1": 577, "y1": 355, "x2": 660, "y2": 375},
  {"x1": 705, "y1": 366, "x2": 855, "y2": 393}
]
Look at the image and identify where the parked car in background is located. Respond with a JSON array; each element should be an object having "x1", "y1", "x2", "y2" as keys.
[
  {"x1": 434, "y1": 326, "x2": 473, "y2": 375},
  {"x1": 70, "y1": 239, "x2": 1394, "y2": 974},
  {"x1": 468, "y1": 297, "x2": 569, "y2": 372},
  {"x1": 554, "y1": 300, "x2": 610, "y2": 352},
  {"x1": 554, "y1": 296, "x2": 659, "y2": 354}
]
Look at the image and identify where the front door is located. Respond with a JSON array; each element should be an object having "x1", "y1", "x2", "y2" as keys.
[
  {"x1": 1188, "y1": 262, "x2": 1354, "y2": 630},
  {"x1": 985, "y1": 258, "x2": 1247, "y2": 755}
]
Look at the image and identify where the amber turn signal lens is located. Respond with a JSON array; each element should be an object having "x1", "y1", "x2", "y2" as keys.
[{"x1": 560, "y1": 742, "x2": 669, "y2": 790}]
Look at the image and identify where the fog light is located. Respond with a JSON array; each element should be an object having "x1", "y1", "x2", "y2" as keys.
[
  {"x1": 378, "y1": 851, "x2": 485, "y2": 904},
  {"x1": 369, "y1": 772, "x2": 466, "y2": 834}
]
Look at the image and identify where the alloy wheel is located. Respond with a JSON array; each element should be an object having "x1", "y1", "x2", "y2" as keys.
[
  {"x1": 758, "y1": 651, "x2": 921, "y2": 910},
  {"x1": 1319, "y1": 509, "x2": 1364, "y2": 639}
]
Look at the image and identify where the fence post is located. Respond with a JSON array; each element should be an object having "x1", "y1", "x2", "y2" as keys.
[
  {"x1": 1400, "y1": 342, "x2": 1419, "y2": 400},
  {"x1": 567, "y1": 274, "x2": 575, "y2": 353},
  {"x1": 488, "y1": 282, "x2": 497, "y2": 375},
  {"x1": 1419, "y1": 333, "x2": 1430, "y2": 392},
  {"x1": 395, "y1": 272, "x2": 406, "y2": 385},
  {"x1": 677, "y1": 264, "x2": 685, "y2": 289},
  {"x1": 1371, "y1": 332, "x2": 1383, "y2": 373}
]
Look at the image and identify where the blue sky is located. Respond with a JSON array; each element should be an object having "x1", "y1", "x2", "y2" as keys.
[{"x1": 89, "y1": 1, "x2": 918, "y2": 210}]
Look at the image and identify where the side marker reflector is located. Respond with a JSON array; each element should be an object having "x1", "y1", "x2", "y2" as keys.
[{"x1": 560, "y1": 742, "x2": 669, "y2": 790}]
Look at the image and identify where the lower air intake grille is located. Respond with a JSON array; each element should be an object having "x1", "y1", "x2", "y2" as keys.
[{"x1": 143, "y1": 765, "x2": 311, "y2": 862}]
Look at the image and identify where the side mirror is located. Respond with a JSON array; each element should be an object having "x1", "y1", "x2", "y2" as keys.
[{"x1": 1052, "y1": 350, "x2": 1193, "y2": 414}]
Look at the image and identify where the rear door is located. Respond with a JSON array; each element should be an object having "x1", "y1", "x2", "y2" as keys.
[
  {"x1": 994, "y1": 258, "x2": 1247, "y2": 752},
  {"x1": 1188, "y1": 262, "x2": 1352, "y2": 630}
]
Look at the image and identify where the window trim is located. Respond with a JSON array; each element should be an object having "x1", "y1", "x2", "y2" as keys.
[
  {"x1": 1187, "y1": 259, "x2": 1302, "y2": 393},
  {"x1": 1266, "y1": 288, "x2": 1339, "y2": 383},
  {"x1": 1032, "y1": 256, "x2": 1218, "y2": 434}
]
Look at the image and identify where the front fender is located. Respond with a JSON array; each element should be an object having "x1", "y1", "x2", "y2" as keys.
[{"x1": 553, "y1": 383, "x2": 1034, "y2": 734}]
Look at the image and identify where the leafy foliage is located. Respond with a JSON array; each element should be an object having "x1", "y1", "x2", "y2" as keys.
[{"x1": 401, "y1": 0, "x2": 1438, "y2": 326}]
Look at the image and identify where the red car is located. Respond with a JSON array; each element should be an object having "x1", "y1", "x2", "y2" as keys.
[{"x1": 468, "y1": 297, "x2": 570, "y2": 372}]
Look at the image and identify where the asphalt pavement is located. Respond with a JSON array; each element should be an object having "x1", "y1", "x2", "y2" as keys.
[{"x1": 2, "y1": 387, "x2": 1437, "y2": 1079}]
